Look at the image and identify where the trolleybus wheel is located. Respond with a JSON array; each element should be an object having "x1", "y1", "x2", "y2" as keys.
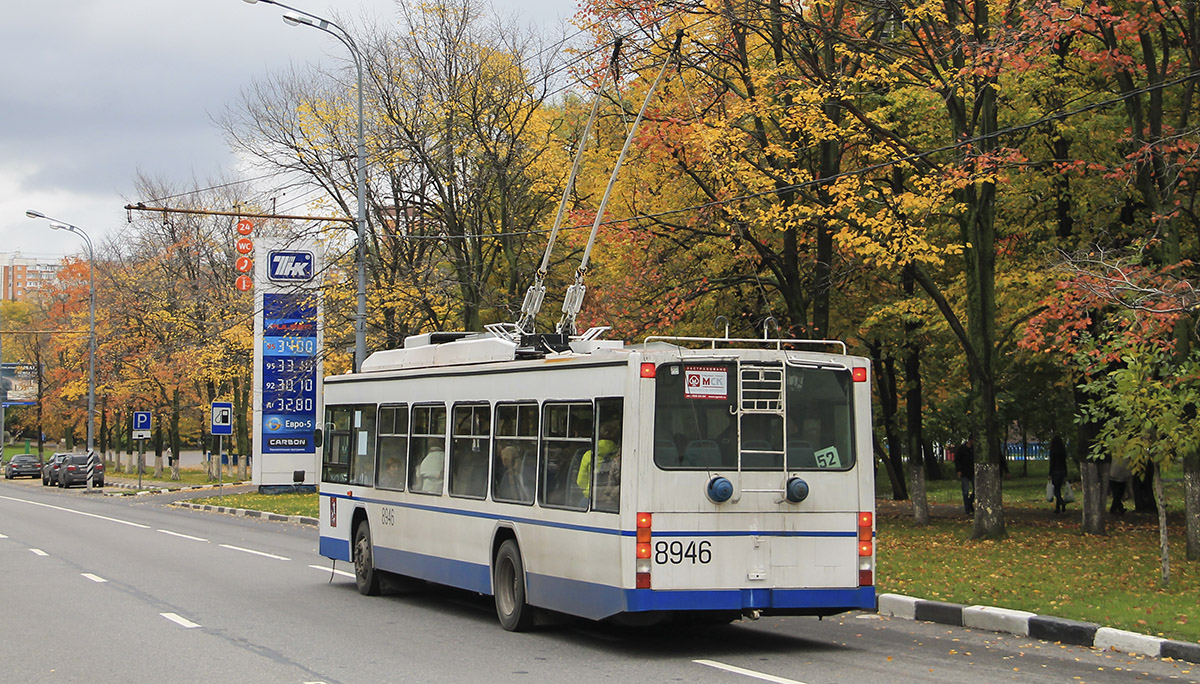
[
  {"x1": 494, "y1": 540, "x2": 534, "y2": 631},
  {"x1": 353, "y1": 521, "x2": 383, "y2": 596}
]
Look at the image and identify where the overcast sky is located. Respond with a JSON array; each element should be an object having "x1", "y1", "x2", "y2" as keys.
[{"x1": 1, "y1": 0, "x2": 579, "y2": 260}]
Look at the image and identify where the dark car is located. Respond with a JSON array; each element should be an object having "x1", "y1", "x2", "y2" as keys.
[
  {"x1": 4, "y1": 455, "x2": 41, "y2": 479},
  {"x1": 42, "y1": 453, "x2": 71, "y2": 486},
  {"x1": 58, "y1": 454, "x2": 104, "y2": 488}
]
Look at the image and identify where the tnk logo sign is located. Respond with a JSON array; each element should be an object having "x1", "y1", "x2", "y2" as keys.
[{"x1": 267, "y1": 251, "x2": 315, "y2": 282}]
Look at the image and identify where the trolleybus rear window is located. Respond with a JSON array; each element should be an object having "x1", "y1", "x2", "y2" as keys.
[{"x1": 653, "y1": 362, "x2": 855, "y2": 471}]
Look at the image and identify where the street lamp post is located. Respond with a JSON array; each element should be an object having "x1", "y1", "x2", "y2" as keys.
[
  {"x1": 25, "y1": 210, "x2": 95, "y2": 452},
  {"x1": 243, "y1": 0, "x2": 368, "y2": 372}
]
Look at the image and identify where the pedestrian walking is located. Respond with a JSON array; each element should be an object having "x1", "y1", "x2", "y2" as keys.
[
  {"x1": 1109, "y1": 456, "x2": 1131, "y2": 515},
  {"x1": 954, "y1": 438, "x2": 975, "y2": 515},
  {"x1": 1048, "y1": 435, "x2": 1069, "y2": 514}
]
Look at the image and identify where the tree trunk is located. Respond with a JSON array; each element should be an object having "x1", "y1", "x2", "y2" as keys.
[
  {"x1": 1081, "y1": 458, "x2": 1108, "y2": 535},
  {"x1": 924, "y1": 441, "x2": 942, "y2": 480},
  {"x1": 1185, "y1": 450, "x2": 1199, "y2": 560},
  {"x1": 1154, "y1": 464, "x2": 1170, "y2": 587},
  {"x1": 153, "y1": 420, "x2": 163, "y2": 479},
  {"x1": 169, "y1": 390, "x2": 181, "y2": 481},
  {"x1": 903, "y1": 265, "x2": 929, "y2": 523}
]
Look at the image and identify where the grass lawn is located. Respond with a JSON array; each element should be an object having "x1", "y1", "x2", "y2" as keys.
[
  {"x1": 878, "y1": 457, "x2": 1198, "y2": 644},
  {"x1": 190, "y1": 492, "x2": 318, "y2": 518},
  {"x1": 106, "y1": 466, "x2": 248, "y2": 487}
]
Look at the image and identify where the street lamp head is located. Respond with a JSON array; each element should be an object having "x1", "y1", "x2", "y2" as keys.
[
  {"x1": 48, "y1": 222, "x2": 68, "y2": 232},
  {"x1": 25, "y1": 209, "x2": 45, "y2": 219},
  {"x1": 282, "y1": 11, "x2": 315, "y2": 27}
]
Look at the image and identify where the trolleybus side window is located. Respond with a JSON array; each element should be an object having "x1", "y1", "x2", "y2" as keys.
[
  {"x1": 349, "y1": 407, "x2": 378, "y2": 486},
  {"x1": 322, "y1": 404, "x2": 375, "y2": 484},
  {"x1": 409, "y1": 403, "x2": 447, "y2": 495},
  {"x1": 449, "y1": 403, "x2": 490, "y2": 499},
  {"x1": 376, "y1": 404, "x2": 409, "y2": 491},
  {"x1": 653, "y1": 363, "x2": 738, "y2": 470},
  {"x1": 492, "y1": 402, "x2": 537, "y2": 505},
  {"x1": 539, "y1": 402, "x2": 592, "y2": 510},
  {"x1": 581, "y1": 397, "x2": 622, "y2": 513},
  {"x1": 784, "y1": 366, "x2": 855, "y2": 470}
]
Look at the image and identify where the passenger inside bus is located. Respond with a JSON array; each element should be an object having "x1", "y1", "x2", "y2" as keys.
[
  {"x1": 494, "y1": 446, "x2": 533, "y2": 502},
  {"x1": 577, "y1": 416, "x2": 622, "y2": 510},
  {"x1": 415, "y1": 445, "x2": 444, "y2": 493}
]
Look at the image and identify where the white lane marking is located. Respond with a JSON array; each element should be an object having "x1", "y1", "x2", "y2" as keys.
[
  {"x1": 157, "y1": 529, "x2": 209, "y2": 543},
  {"x1": 82, "y1": 573, "x2": 108, "y2": 583},
  {"x1": 309, "y1": 564, "x2": 355, "y2": 579},
  {"x1": 694, "y1": 660, "x2": 809, "y2": 684},
  {"x1": 0, "y1": 495, "x2": 150, "y2": 529},
  {"x1": 30, "y1": 548, "x2": 49, "y2": 556},
  {"x1": 161, "y1": 612, "x2": 201, "y2": 629},
  {"x1": 0, "y1": 533, "x2": 8, "y2": 538},
  {"x1": 219, "y1": 544, "x2": 290, "y2": 561}
]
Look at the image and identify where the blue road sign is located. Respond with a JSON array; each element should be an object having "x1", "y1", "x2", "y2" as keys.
[
  {"x1": 133, "y1": 411, "x2": 152, "y2": 439},
  {"x1": 211, "y1": 401, "x2": 233, "y2": 436}
]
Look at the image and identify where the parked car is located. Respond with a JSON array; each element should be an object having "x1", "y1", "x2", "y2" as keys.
[
  {"x1": 4, "y1": 455, "x2": 41, "y2": 479},
  {"x1": 58, "y1": 454, "x2": 104, "y2": 488},
  {"x1": 42, "y1": 453, "x2": 70, "y2": 486}
]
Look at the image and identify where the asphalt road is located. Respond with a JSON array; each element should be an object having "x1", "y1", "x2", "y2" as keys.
[{"x1": 0, "y1": 477, "x2": 1195, "y2": 684}]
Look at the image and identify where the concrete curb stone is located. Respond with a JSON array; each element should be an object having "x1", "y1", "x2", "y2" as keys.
[
  {"x1": 883, "y1": 594, "x2": 1198, "y2": 665},
  {"x1": 913, "y1": 600, "x2": 964, "y2": 626},
  {"x1": 1029, "y1": 615, "x2": 1101, "y2": 647},
  {"x1": 963, "y1": 606, "x2": 1036, "y2": 637},
  {"x1": 1094, "y1": 627, "x2": 1164, "y2": 658},
  {"x1": 1162, "y1": 640, "x2": 1200, "y2": 663}
]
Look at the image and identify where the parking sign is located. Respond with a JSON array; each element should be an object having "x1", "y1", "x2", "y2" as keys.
[{"x1": 132, "y1": 411, "x2": 151, "y2": 440}]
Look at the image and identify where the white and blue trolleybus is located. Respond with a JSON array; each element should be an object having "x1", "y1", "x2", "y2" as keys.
[{"x1": 317, "y1": 329, "x2": 876, "y2": 630}]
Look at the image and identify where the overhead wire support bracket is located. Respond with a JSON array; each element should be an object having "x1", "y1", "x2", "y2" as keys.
[{"x1": 557, "y1": 30, "x2": 685, "y2": 337}]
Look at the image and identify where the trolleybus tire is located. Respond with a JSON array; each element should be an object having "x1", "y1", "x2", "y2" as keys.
[
  {"x1": 353, "y1": 521, "x2": 383, "y2": 596},
  {"x1": 493, "y1": 540, "x2": 535, "y2": 632}
]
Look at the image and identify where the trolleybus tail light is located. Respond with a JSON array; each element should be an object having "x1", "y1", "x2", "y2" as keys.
[
  {"x1": 852, "y1": 367, "x2": 868, "y2": 383},
  {"x1": 640, "y1": 362, "x2": 656, "y2": 378},
  {"x1": 858, "y1": 511, "x2": 874, "y2": 586},
  {"x1": 636, "y1": 512, "x2": 653, "y2": 588}
]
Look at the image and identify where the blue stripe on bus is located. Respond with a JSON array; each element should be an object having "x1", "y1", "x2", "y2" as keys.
[
  {"x1": 318, "y1": 533, "x2": 874, "y2": 618},
  {"x1": 320, "y1": 535, "x2": 351, "y2": 562},
  {"x1": 529, "y1": 573, "x2": 873, "y2": 618},
  {"x1": 320, "y1": 491, "x2": 859, "y2": 539},
  {"x1": 373, "y1": 545, "x2": 493, "y2": 595}
]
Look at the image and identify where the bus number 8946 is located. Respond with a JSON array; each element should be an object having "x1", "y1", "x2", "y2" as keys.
[{"x1": 654, "y1": 540, "x2": 712, "y2": 565}]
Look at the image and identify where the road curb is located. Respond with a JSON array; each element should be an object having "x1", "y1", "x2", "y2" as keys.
[
  {"x1": 877, "y1": 593, "x2": 1199, "y2": 664},
  {"x1": 104, "y1": 481, "x2": 252, "y2": 496},
  {"x1": 172, "y1": 501, "x2": 318, "y2": 527}
]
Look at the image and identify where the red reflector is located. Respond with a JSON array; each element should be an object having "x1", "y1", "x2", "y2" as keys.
[
  {"x1": 858, "y1": 541, "x2": 873, "y2": 557},
  {"x1": 636, "y1": 512, "x2": 652, "y2": 528},
  {"x1": 859, "y1": 569, "x2": 873, "y2": 586},
  {"x1": 852, "y1": 367, "x2": 868, "y2": 383},
  {"x1": 858, "y1": 527, "x2": 872, "y2": 542},
  {"x1": 636, "y1": 572, "x2": 651, "y2": 589},
  {"x1": 636, "y1": 542, "x2": 652, "y2": 559},
  {"x1": 636, "y1": 528, "x2": 651, "y2": 544},
  {"x1": 640, "y1": 363, "x2": 656, "y2": 378}
]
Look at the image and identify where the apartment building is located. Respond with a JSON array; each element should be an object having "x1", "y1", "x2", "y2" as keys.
[{"x1": 0, "y1": 253, "x2": 62, "y2": 301}]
